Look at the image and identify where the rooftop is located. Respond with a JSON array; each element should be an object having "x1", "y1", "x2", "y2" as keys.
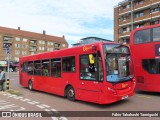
[{"x1": 0, "y1": 26, "x2": 67, "y2": 43}]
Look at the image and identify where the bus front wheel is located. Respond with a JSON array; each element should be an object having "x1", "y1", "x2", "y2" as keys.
[
  {"x1": 66, "y1": 86, "x2": 75, "y2": 101},
  {"x1": 28, "y1": 80, "x2": 33, "y2": 91}
]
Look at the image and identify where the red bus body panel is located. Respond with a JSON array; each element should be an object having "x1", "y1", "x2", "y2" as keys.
[
  {"x1": 19, "y1": 42, "x2": 135, "y2": 104},
  {"x1": 130, "y1": 24, "x2": 160, "y2": 92}
]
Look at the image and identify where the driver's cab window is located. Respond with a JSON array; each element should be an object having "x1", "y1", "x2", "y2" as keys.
[{"x1": 80, "y1": 53, "x2": 97, "y2": 80}]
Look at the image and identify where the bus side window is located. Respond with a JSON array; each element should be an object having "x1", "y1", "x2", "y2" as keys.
[
  {"x1": 28, "y1": 61, "x2": 34, "y2": 75},
  {"x1": 34, "y1": 60, "x2": 41, "y2": 75},
  {"x1": 21, "y1": 62, "x2": 28, "y2": 72},
  {"x1": 42, "y1": 59, "x2": 50, "y2": 76},
  {"x1": 62, "y1": 56, "x2": 75, "y2": 72},
  {"x1": 153, "y1": 27, "x2": 160, "y2": 42},
  {"x1": 80, "y1": 54, "x2": 97, "y2": 80},
  {"x1": 51, "y1": 58, "x2": 61, "y2": 77}
]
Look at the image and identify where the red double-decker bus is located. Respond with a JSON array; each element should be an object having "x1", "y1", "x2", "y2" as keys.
[
  {"x1": 19, "y1": 42, "x2": 135, "y2": 104},
  {"x1": 130, "y1": 24, "x2": 160, "y2": 92}
]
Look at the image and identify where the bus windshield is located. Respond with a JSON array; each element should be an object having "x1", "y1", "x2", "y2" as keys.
[{"x1": 103, "y1": 44, "x2": 134, "y2": 83}]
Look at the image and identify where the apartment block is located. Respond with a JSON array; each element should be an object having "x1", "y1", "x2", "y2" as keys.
[
  {"x1": 0, "y1": 26, "x2": 68, "y2": 63},
  {"x1": 114, "y1": 0, "x2": 160, "y2": 44}
]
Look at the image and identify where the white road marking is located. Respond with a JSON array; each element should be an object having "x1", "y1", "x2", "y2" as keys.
[
  {"x1": 51, "y1": 109, "x2": 59, "y2": 114},
  {"x1": 36, "y1": 105, "x2": 45, "y2": 109},
  {"x1": 0, "y1": 100, "x2": 10, "y2": 105},
  {"x1": 20, "y1": 98, "x2": 31, "y2": 102},
  {"x1": 59, "y1": 117, "x2": 68, "y2": 120},
  {"x1": 52, "y1": 117, "x2": 59, "y2": 120},
  {"x1": 13, "y1": 96, "x2": 23, "y2": 100},
  {"x1": 0, "y1": 104, "x2": 17, "y2": 110},
  {"x1": 10, "y1": 107, "x2": 26, "y2": 111},
  {"x1": 41, "y1": 104, "x2": 50, "y2": 108},
  {"x1": 1, "y1": 90, "x2": 68, "y2": 119}
]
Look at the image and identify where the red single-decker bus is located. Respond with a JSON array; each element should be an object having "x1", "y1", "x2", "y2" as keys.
[{"x1": 20, "y1": 42, "x2": 135, "y2": 104}]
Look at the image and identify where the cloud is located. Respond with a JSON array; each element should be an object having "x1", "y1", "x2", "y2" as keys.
[{"x1": 0, "y1": 0, "x2": 122, "y2": 45}]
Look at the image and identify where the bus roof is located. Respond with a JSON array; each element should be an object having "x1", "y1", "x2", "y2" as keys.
[{"x1": 20, "y1": 41, "x2": 118, "y2": 61}]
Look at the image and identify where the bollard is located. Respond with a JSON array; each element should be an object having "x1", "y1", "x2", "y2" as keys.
[{"x1": 6, "y1": 79, "x2": 10, "y2": 90}]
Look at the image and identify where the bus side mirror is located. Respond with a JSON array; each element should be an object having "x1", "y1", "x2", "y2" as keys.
[{"x1": 89, "y1": 54, "x2": 94, "y2": 64}]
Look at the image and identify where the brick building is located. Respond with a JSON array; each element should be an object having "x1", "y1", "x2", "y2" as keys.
[
  {"x1": 0, "y1": 26, "x2": 68, "y2": 70},
  {"x1": 114, "y1": 0, "x2": 160, "y2": 44}
]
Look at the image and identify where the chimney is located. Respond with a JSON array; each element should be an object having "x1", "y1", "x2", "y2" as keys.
[
  {"x1": 43, "y1": 30, "x2": 46, "y2": 35},
  {"x1": 62, "y1": 35, "x2": 65, "y2": 39},
  {"x1": 18, "y1": 27, "x2": 20, "y2": 30}
]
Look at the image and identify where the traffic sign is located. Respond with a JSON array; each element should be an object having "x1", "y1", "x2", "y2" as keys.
[{"x1": 6, "y1": 47, "x2": 10, "y2": 54}]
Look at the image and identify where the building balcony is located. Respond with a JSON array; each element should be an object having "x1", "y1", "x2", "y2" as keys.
[
  {"x1": 30, "y1": 43, "x2": 37, "y2": 46},
  {"x1": 119, "y1": 18, "x2": 131, "y2": 26},
  {"x1": 153, "y1": 0, "x2": 160, "y2": 4},
  {"x1": 119, "y1": 32, "x2": 130, "y2": 39},
  {"x1": 29, "y1": 48, "x2": 36, "y2": 51},
  {"x1": 133, "y1": 1, "x2": 151, "y2": 11},
  {"x1": 3, "y1": 40, "x2": 12, "y2": 44},
  {"x1": 134, "y1": 14, "x2": 152, "y2": 23},
  {"x1": 151, "y1": 11, "x2": 160, "y2": 18},
  {"x1": 119, "y1": 8, "x2": 131, "y2": 15}
]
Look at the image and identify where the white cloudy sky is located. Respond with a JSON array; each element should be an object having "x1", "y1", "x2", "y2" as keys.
[{"x1": 0, "y1": 0, "x2": 122, "y2": 46}]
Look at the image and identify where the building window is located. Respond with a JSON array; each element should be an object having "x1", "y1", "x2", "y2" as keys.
[
  {"x1": 15, "y1": 44, "x2": 20, "y2": 48},
  {"x1": 42, "y1": 47, "x2": 45, "y2": 51},
  {"x1": 51, "y1": 42, "x2": 53, "y2": 45},
  {"x1": 15, "y1": 50, "x2": 20, "y2": 55},
  {"x1": 151, "y1": 7, "x2": 160, "y2": 14},
  {"x1": 23, "y1": 38, "x2": 27, "y2": 42},
  {"x1": 122, "y1": 5, "x2": 127, "y2": 9},
  {"x1": 3, "y1": 36, "x2": 13, "y2": 44},
  {"x1": 123, "y1": 27, "x2": 127, "y2": 33},
  {"x1": 62, "y1": 44, "x2": 66, "y2": 47},
  {"x1": 30, "y1": 52, "x2": 35, "y2": 55},
  {"x1": 123, "y1": 17, "x2": 127, "y2": 21},
  {"x1": 51, "y1": 58, "x2": 61, "y2": 77},
  {"x1": 136, "y1": 0, "x2": 144, "y2": 6},
  {"x1": 48, "y1": 41, "x2": 51, "y2": 45},
  {"x1": 151, "y1": 20, "x2": 160, "y2": 25},
  {"x1": 42, "y1": 41, "x2": 45, "y2": 44},
  {"x1": 62, "y1": 56, "x2": 75, "y2": 72},
  {"x1": 39, "y1": 40, "x2": 42, "y2": 44},
  {"x1": 22, "y1": 51, "x2": 27, "y2": 55},
  {"x1": 54, "y1": 43, "x2": 61, "y2": 48},
  {"x1": 22, "y1": 44, "x2": 27, "y2": 49},
  {"x1": 47, "y1": 48, "x2": 54, "y2": 51},
  {"x1": 15, "y1": 37, "x2": 20, "y2": 41},
  {"x1": 14, "y1": 57, "x2": 19, "y2": 62},
  {"x1": 136, "y1": 23, "x2": 144, "y2": 28},
  {"x1": 136, "y1": 12, "x2": 144, "y2": 18},
  {"x1": 39, "y1": 47, "x2": 42, "y2": 50}
]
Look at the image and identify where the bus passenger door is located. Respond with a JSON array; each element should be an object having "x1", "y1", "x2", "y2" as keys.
[
  {"x1": 77, "y1": 53, "x2": 103, "y2": 103},
  {"x1": 20, "y1": 62, "x2": 29, "y2": 87}
]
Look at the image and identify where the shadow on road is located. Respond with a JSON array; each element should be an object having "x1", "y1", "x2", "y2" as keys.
[
  {"x1": 20, "y1": 86, "x2": 133, "y2": 109},
  {"x1": 136, "y1": 90, "x2": 160, "y2": 97}
]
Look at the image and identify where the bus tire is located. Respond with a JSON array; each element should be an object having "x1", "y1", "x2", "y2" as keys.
[
  {"x1": 28, "y1": 80, "x2": 33, "y2": 91},
  {"x1": 66, "y1": 86, "x2": 75, "y2": 101}
]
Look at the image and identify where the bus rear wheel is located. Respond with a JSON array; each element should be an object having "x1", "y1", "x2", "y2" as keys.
[
  {"x1": 66, "y1": 86, "x2": 75, "y2": 101},
  {"x1": 28, "y1": 80, "x2": 33, "y2": 91}
]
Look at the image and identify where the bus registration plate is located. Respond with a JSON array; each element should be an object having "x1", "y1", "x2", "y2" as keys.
[{"x1": 121, "y1": 95, "x2": 128, "y2": 100}]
